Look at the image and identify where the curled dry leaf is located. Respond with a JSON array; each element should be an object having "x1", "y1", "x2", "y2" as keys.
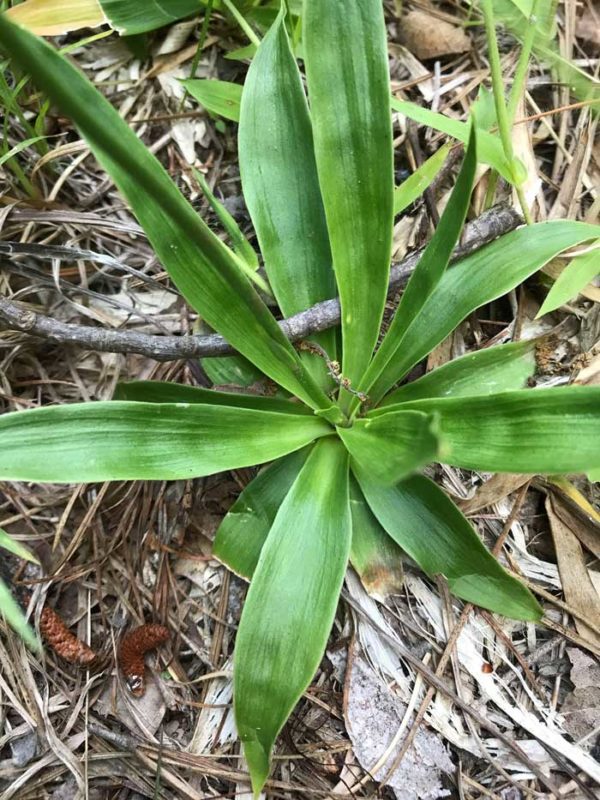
[
  {"x1": 118, "y1": 624, "x2": 170, "y2": 697},
  {"x1": 401, "y1": 10, "x2": 470, "y2": 60},
  {"x1": 546, "y1": 495, "x2": 600, "y2": 648},
  {"x1": 546, "y1": 484, "x2": 600, "y2": 560},
  {"x1": 457, "y1": 473, "x2": 532, "y2": 516}
]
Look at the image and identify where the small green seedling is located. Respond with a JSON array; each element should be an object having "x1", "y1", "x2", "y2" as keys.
[{"x1": 0, "y1": 3, "x2": 599, "y2": 794}]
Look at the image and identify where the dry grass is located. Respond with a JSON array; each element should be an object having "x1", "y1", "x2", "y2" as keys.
[{"x1": 1, "y1": 2, "x2": 599, "y2": 798}]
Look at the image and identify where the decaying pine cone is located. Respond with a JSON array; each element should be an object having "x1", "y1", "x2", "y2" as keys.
[
  {"x1": 38, "y1": 604, "x2": 97, "y2": 666},
  {"x1": 117, "y1": 623, "x2": 170, "y2": 696}
]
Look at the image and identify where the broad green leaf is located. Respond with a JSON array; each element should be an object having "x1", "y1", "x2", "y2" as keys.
[
  {"x1": 0, "y1": 402, "x2": 332, "y2": 482},
  {"x1": 379, "y1": 338, "x2": 538, "y2": 407},
  {"x1": 471, "y1": 85, "x2": 497, "y2": 132},
  {"x1": 486, "y1": 0, "x2": 557, "y2": 47},
  {"x1": 0, "y1": 579, "x2": 39, "y2": 651},
  {"x1": 338, "y1": 411, "x2": 440, "y2": 485},
  {"x1": 375, "y1": 387, "x2": 600, "y2": 475},
  {"x1": 394, "y1": 144, "x2": 450, "y2": 216},
  {"x1": 365, "y1": 221, "x2": 600, "y2": 404},
  {"x1": 234, "y1": 438, "x2": 351, "y2": 794},
  {"x1": 304, "y1": 0, "x2": 394, "y2": 394},
  {"x1": 0, "y1": 16, "x2": 339, "y2": 419},
  {"x1": 225, "y1": 42, "x2": 257, "y2": 61},
  {"x1": 99, "y1": 0, "x2": 200, "y2": 35},
  {"x1": 201, "y1": 353, "x2": 265, "y2": 390},
  {"x1": 537, "y1": 246, "x2": 600, "y2": 317},
  {"x1": 180, "y1": 78, "x2": 242, "y2": 122},
  {"x1": 349, "y1": 477, "x2": 404, "y2": 600},
  {"x1": 213, "y1": 448, "x2": 310, "y2": 579},
  {"x1": 0, "y1": 529, "x2": 39, "y2": 563},
  {"x1": 114, "y1": 381, "x2": 312, "y2": 415},
  {"x1": 354, "y1": 468, "x2": 542, "y2": 621},
  {"x1": 239, "y1": 9, "x2": 334, "y2": 320},
  {"x1": 363, "y1": 126, "x2": 477, "y2": 400},
  {"x1": 391, "y1": 99, "x2": 524, "y2": 185},
  {"x1": 192, "y1": 167, "x2": 258, "y2": 271}
]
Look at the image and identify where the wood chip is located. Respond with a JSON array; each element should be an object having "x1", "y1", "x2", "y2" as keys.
[{"x1": 547, "y1": 486, "x2": 600, "y2": 561}]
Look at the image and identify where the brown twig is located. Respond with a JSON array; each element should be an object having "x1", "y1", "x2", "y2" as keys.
[{"x1": 0, "y1": 205, "x2": 522, "y2": 362}]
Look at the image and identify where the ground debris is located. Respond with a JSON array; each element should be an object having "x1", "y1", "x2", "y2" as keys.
[
  {"x1": 562, "y1": 647, "x2": 600, "y2": 743},
  {"x1": 345, "y1": 641, "x2": 453, "y2": 800},
  {"x1": 401, "y1": 10, "x2": 471, "y2": 60}
]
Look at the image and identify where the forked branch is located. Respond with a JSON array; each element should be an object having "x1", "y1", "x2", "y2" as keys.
[{"x1": 0, "y1": 205, "x2": 521, "y2": 362}]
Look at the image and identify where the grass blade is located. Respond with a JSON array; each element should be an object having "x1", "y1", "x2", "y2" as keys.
[
  {"x1": 239, "y1": 9, "x2": 334, "y2": 320},
  {"x1": 392, "y1": 98, "x2": 521, "y2": 184},
  {"x1": 114, "y1": 381, "x2": 312, "y2": 414},
  {"x1": 239, "y1": 7, "x2": 337, "y2": 386},
  {"x1": 0, "y1": 529, "x2": 40, "y2": 563},
  {"x1": 537, "y1": 245, "x2": 600, "y2": 316},
  {"x1": 0, "y1": 580, "x2": 39, "y2": 651},
  {"x1": 362, "y1": 125, "x2": 478, "y2": 401},
  {"x1": 394, "y1": 143, "x2": 450, "y2": 215},
  {"x1": 192, "y1": 167, "x2": 259, "y2": 272}
]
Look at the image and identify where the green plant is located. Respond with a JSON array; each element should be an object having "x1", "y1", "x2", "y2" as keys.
[
  {"x1": 537, "y1": 246, "x2": 600, "y2": 316},
  {"x1": 0, "y1": 528, "x2": 40, "y2": 650},
  {"x1": 0, "y1": 3, "x2": 599, "y2": 794}
]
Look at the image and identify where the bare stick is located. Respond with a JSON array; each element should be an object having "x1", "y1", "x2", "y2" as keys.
[{"x1": 0, "y1": 206, "x2": 521, "y2": 362}]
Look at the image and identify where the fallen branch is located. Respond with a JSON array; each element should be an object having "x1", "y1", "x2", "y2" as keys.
[{"x1": 0, "y1": 205, "x2": 521, "y2": 362}]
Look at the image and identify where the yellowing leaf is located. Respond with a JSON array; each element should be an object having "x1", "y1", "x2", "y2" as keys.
[{"x1": 6, "y1": 0, "x2": 106, "y2": 35}]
